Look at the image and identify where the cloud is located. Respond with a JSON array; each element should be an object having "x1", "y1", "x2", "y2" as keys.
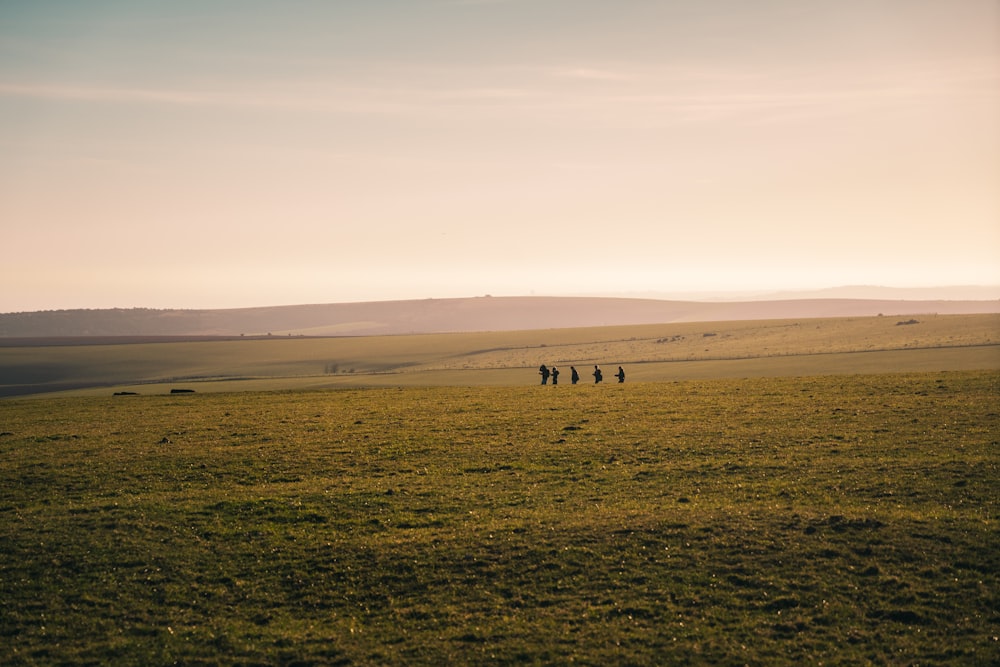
[
  {"x1": 2, "y1": 55, "x2": 994, "y2": 130},
  {"x1": 0, "y1": 81, "x2": 433, "y2": 115},
  {"x1": 0, "y1": 82, "x2": 222, "y2": 106},
  {"x1": 443, "y1": 0, "x2": 524, "y2": 5},
  {"x1": 547, "y1": 66, "x2": 638, "y2": 82}
]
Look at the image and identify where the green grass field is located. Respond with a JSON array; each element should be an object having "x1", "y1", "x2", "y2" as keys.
[{"x1": 1, "y1": 371, "x2": 997, "y2": 664}]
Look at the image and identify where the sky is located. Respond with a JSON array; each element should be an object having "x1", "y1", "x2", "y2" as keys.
[{"x1": 1, "y1": 0, "x2": 998, "y2": 312}]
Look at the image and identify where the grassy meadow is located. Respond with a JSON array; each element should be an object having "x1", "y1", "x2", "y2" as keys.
[
  {"x1": 2, "y1": 313, "x2": 998, "y2": 397},
  {"x1": 1, "y1": 371, "x2": 997, "y2": 664}
]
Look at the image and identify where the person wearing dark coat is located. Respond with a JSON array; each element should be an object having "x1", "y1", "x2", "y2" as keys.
[
  {"x1": 615, "y1": 366, "x2": 625, "y2": 383},
  {"x1": 539, "y1": 364, "x2": 550, "y2": 385},
  {"x1": 551, "y1": 366, "x2": 560, "y2": 385},
  {"x1": 593, "y1": 365, "x2": 603, "y2": 384},
  {"x1": 570, "y1": 366, "x2": 580, "y2": 385}
]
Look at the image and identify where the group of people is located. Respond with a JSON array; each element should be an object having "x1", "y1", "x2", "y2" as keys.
[{"x1": 538, "y1": 364, "x2": 624, "y2": 385}]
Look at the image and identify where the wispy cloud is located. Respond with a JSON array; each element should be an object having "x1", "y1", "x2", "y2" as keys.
[
  {"x1": 443, "y1": 0, "x2": 525, "y2": 5},
  {"x1": 2, "y1": 56, "x2": 994, "y2": 128},
  {"x1": 0, "y1": 82, "x2": 226, "y2": 106},
  {"x1": 0, "y1": 81, "x2": 419, "y2": 114},
  {"x1": 547, "y1": 67, "x2": 638, "y2": 82}
]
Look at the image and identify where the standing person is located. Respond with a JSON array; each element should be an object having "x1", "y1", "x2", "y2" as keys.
[
  {"x1": 593, "y1": 365, "x2": 603, "y2": 384},
  {"x1": 570, "y1": 366, "x2": 580, "y2": 385},
  {"x1": 539, "y1": 364, "x2": 550, "y2": 385},
  {"x1": 616, "y1": 366, "x2": 625, "y2": 383},
  {"x1": 551, "y1": 366, "x2": 560, "y2": 385}
]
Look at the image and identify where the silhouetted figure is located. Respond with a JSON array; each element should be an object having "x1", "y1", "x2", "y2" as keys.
[
  {"x1": 616, "y1": 366, "x2": 625, "y2": 383},
  {"x1": 539, "y1": 364, "x2": 550, "y2": 385},
  {"x1": 551, "y1": 366, "x2": 560, "y2": 385},
  {"x1": 570, "y1": 366, "x2": 580, "y2": 385},
  {"x1": 593, "y1": 365, "x2": 603, "y2": 384}
]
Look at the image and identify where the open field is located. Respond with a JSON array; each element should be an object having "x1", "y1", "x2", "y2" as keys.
[
  {"x1": 1, "y1": 371, "x2": 997, "y2": 664},
  {"x1": 2, "y1": 313, "x2": 998, "y2": 397}
]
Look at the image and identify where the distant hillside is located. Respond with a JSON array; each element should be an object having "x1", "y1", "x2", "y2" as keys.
[
  {"x1": 756, "y1": 285, "x2": 1000, "y2": 301},
  {"x1": 610, "y1": 285, "x2": 1000, "y2": 302},
  {"x1": 1, "y1": 296, "x2": 998, "y2": 338}
]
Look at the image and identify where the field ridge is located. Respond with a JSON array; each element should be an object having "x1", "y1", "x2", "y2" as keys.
[
  {"x1": 2, "y1": 295, "x2": 998, "y2": 337},
  {"x1": 2, "y1": 313, "x2": 998, "y2": 397}
]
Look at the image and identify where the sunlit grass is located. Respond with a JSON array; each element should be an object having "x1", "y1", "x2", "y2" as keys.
[{"x1": 1, "y1": 371, "x2": 997, "y2": 664}]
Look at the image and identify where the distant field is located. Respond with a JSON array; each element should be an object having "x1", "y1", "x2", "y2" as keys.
[
  {"x1": 1, "y1": 372, "x2": 996, "y2": 664},
  {"x1": 2, "y1": 313, "x2": 998, "y2": 397}
]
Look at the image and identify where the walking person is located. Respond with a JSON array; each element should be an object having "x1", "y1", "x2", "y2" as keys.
[
  {"x1": 593, "y1": 365, "x2": 603, "y2": 384},
  {"x1": 551, "y1": 366, "x2": 560, "y2": 385},
  {"x1": 615, "y1": 366, "x2": 625, "y2": 383},
  {"x1": 539, "y1": 364, "x2": 550, "y2": 385},
  {"x1": 570, "y1": 366, "x2": 580, "y2": 385}
]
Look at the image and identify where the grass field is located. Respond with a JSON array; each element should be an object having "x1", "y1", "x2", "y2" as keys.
[
  {"x1": 2, "y1": 313, "x2": 998, "y2": 397},
  {"x1": 1, "y1": 371, "x2": 997, "y2": 664}
]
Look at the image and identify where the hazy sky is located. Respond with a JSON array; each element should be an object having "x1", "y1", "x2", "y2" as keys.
[{"x1": 2, "y1": 0, "x2": 998, "y2": 311}]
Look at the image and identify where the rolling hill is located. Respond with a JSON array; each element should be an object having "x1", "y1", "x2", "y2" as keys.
[{"x1": 1, "y1": 295, "x2": 999, "y2": 339}]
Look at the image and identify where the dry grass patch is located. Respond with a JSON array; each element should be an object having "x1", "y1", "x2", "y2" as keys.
[
  {"x1": 417, "y1": 313, "x2": 1000, "y2": 370},
  {"x1": 3, "y1": 313, "x2": 998, "y2": 397}
]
